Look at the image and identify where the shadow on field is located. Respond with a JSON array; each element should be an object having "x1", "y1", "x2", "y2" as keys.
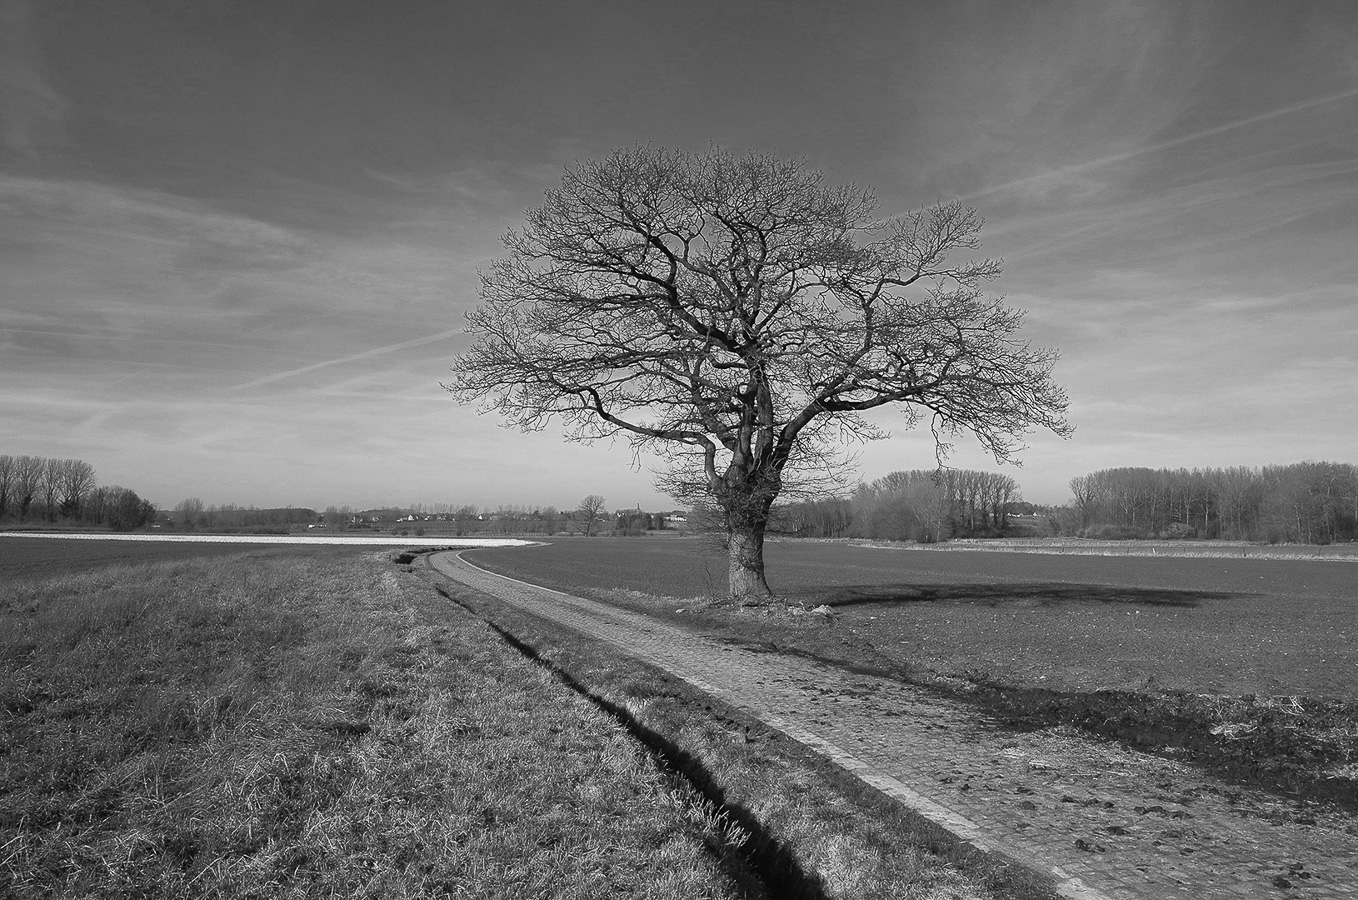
[{"x1": 814, "y1": 582, "x2": 1236, "y2": 609}]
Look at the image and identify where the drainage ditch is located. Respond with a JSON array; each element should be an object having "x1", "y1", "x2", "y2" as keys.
[{"x1": 425, "y1": 575, "x2": 830, "y2": 900}]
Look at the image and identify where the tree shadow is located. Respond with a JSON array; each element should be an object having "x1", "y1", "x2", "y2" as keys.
[{"x1": 809, "y1": 582, "x2": 1237, "y2": 609}]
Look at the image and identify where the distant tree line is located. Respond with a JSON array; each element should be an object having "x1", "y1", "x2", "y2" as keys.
[
  {"x1": 171, "y1": 499, "x2": 320, "y2": 532},
  {"x1": 351, "y1": 500, "x2": 670, "y2": 537},
  {"x1": 0, "y1": 454, "x2": 156, "y2": 531},
  {"x1": 168, "y1": 502, "x2": 571, "y2": 536},
  {"x1": 165, "y1": 500, "x2": 673, "y2": 538},
  {"x1": 776, "y1": 468, "x2": 1022, "y2": 542},
  {"x1": 1066, "y1": 462, "x2": 1358, "y2": 543},
  {"x1": 767, "y1": 461, "x2": 1358, "y2": 546},
  {"x1": 26, "y1": 454, "x2": 1349, "y2": 546},
  {"x1": 612, "y1": 508, "x2": 667, "y2": 535},
  {"x1": 446, "y1": 505, "x2": 571, "y2": 536}
]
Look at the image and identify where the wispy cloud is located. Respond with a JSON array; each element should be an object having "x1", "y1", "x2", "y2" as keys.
[
  {"x1": 961, "y1": 86, "x2": 1358, "y2": 203},
  {"x1": 0, "y1": 175, "x2": 314, "y2": 269},
  {"x1": 227, "y1": 327, "x2": 465, "y2": 391},
  {"x1": 0, "y1": 326, "x2": 259, "y2": 350},
  {"x1": 0, "y1": 0, "x2": 66, "y2": 157},
  {"x1": 1, "y1": 171, "x2": 479, "y2": 384}
]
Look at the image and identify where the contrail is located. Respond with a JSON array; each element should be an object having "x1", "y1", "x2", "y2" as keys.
[
  {"x1": 0, "y1": 326, "x2": 254, "y2": 349},
  {"x1": 229, "y1": 327, "x2": 463, "y2": 390},
  {"x1": 959, "y1": 85, "x2": 1358, "y2": 202}
]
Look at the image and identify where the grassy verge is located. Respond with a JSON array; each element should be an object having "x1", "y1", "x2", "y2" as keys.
[
  {"x1": 419, "y1": 556, "x2": 1059, "y2": 900},
  {"x1": 0, "y1": 550, "x2": 757, "y2": 899}
]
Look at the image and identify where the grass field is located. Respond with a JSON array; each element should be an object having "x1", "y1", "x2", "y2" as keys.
[
  {"x1": 464, "y1": 538, "x2": 1358, "y2": 809},
  {"x1": 0, "y1": 535, "x2": 528, "y2": 580},
  {"x1": 0, "y1": 549, "x2": 758, "y2": 899},
  {"x1": 0, "y1": 535, "x2": 310, "y2": 578}
]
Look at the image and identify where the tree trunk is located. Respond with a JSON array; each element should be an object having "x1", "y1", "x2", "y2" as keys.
[{"x1": 728, "y1": 523, "x2": 773, "y2": 603}]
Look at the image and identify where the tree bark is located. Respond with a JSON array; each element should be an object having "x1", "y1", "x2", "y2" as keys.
[
  {"x1": 715, "y1": 458, "x2": 781, "y2": 603},
  {"x1": 727, "y1": 523, "x2": 773, "y2": 603}
]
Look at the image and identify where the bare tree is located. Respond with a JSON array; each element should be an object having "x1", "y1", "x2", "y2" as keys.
[
  {"x1": 57, "y1": 459, "x2": 96, "y2": 519},
  {"x1": 37, "y1": 457, "x2": 64, "y2": 520},
  {"x1": 1068, "y1": 474, "x2": 1096, "y2": 530},
  {"x1": 174, "y1": 497, "x2": 205, "y2": 530},
  {"x1": 0, "y1": 455, "x2": 13, "y2": 519},
  {"x1": 13, "y1": 455, "x2": 44, "y2": 519},
  {"x1": 102, "y1": 486, "x2": 157, "y2": 531},
  {"x1": 574, "y1": 494, "x2": 608, "y2": 537},
  {"x1": 449, "y1": 146, "x2": 1070, "y2": 601}
]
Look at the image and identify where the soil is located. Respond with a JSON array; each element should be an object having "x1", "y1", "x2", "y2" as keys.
[
  {"x1": 683, "y1": 605, "x2": 1358, "y2": 814},
  {"x1": 463, "y1": 538, "x2": 1358, "y2": 815}
]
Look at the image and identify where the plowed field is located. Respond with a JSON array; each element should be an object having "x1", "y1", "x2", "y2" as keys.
[{"x1": 464, "y1": 538, "x2": 1358, "y2": 699}]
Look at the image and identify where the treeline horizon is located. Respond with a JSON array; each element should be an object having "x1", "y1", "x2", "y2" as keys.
[
  {"x1": 0, "y1": 454, "x2": 156, "y2": 531},
  {"x1": 775, "y1": 468, "x2": 1025, "y2": 542},
  {"x1": 1064, "y1": 462, "x2": 1358, "y2": 544},
  {"x1": 781, "y1": 460, "x2": 1358, "y2": 545},
  {"x1": 166, "y1": 499, "x2": 668, "y2": 537},
  {"x1": 8, "y1": 450, "x2": 1354, "y2": 546}
]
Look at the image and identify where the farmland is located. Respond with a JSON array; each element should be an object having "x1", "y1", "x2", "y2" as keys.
[
  {"x1": 464, "y1": 538, "x2": 1358, "y2": 699},
  {"x1": 5, "y1": 532, "x2": 1353, "y2": 894},
  {"x1": 463, "y1": 537, "x2": 1358, "y2": 807}
]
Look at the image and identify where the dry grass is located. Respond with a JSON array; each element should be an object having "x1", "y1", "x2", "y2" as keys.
[{"x1": 0, "y1": 551, "x2": 751, "y2": 899}]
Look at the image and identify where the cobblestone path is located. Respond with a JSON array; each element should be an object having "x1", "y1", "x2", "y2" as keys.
[{"x1": 427, "y1": 551, "x2": 1356, "y2": 900}]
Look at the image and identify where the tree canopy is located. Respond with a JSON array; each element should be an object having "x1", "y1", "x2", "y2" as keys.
[{"x1": 448, "y1": 146, "x2": 1070, "y2": 600}]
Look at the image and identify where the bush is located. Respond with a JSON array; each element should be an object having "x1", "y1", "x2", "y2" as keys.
[{"x1": 1080, "y1": 524, "x2": 1145, "y2": 540}]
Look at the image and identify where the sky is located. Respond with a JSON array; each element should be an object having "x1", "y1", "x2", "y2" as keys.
[{"x1": 2, "y1": 0, "x2": 1355, "y2": 511}]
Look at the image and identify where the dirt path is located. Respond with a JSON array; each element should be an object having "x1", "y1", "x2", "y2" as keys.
[{"x1": 427, "y1": 551, "x2": 1357, "y2": 900}]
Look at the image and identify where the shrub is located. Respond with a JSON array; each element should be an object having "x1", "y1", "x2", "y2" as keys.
[{"x1": 1080, "y1": 524, "x2": 1145, "y2": 540}]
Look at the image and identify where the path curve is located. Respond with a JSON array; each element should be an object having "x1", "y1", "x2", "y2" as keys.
[{"x1": 428, "y1": 550, "x2": 1357, "y2": 900}]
